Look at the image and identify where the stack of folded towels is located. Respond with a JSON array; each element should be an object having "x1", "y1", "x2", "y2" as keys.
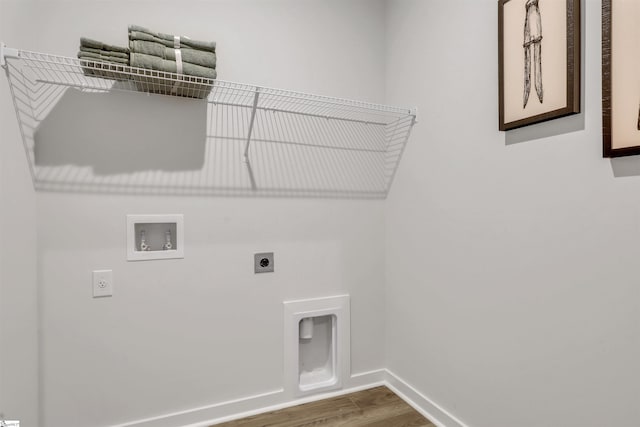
[
  {"x1": 77, "y1": 37, "x2": 130, "y2": 75},
  {"x1": 128, "y1": 25, "x2": 217, "y2": 80},
  {"x1": 76, "y1": 26, "x2": 216, "y2": 97}
]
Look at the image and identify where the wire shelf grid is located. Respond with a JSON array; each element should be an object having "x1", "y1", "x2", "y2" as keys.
[{"x1": 2, "y1": 46, "x2": 416, "y2": 198}]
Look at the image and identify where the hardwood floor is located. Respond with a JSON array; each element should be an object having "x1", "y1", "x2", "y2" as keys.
[{"x1": 212, "y1": 386, "x2": 435, "y2": 427}]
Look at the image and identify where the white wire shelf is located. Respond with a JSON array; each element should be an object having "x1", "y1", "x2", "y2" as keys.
[{"x1": 1, "y1": 44, "x2": 416, "y2": 198}]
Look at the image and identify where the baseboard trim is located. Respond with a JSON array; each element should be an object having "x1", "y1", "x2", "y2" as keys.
[
  {"x1": 111, "y1": 388, "x2": 285, "y2": 427},
  {"x1": 111, "y1": 369, "x2": 386, "y2": 427},
  {"x1": 383, "y1": 369, "x2": 469, "y2": 427},
  {"x1": 349, "y1": 368, "x2": 387, "y2": 386}
]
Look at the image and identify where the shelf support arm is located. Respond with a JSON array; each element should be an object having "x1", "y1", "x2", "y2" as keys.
[
  {"x1": 1, "y1": 43, "x2": 20, "y2": 68},
  {"x1": 244, "y1": 87, "x2": 261, "y2": 162}
]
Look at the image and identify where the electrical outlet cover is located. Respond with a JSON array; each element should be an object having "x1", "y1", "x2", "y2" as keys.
[
  {"x1": 254, "y1": 252, "x2": 274, "y2": 273},
  {"x1": 93, "y1": 270, "x2": 113, "y2": 297}
]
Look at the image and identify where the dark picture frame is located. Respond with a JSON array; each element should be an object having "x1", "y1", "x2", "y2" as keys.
[
  {"x1": 602, "y1": 0, "x2": 640, "y2": 157},
  {"x1": 498, "y1": 0, "x2": 580, "y2": 131}
]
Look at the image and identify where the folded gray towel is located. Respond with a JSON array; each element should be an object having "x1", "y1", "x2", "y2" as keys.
[
  {"x1": 129, "y1": 40, "x2": 216, "y2": 68},
  {"x1": 80, "y1": 46, "x2": 130, "y2": 60},
  {"x1": 80, "y1": 37, "x2": 129, "y2": 54},
  {"x1": 129, "y1": 25, "x2": 216, "y2": 53},
  {"x1": 130, "y1": 52, "x2": 216, "y2": 79},
  {"x1": 78, "y1": 51, "x2": 130, "y2": 65}
]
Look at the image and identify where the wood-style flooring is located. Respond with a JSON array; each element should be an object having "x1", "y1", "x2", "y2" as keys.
[{"x1": 212, "y1": 386, "x2": 435, "y2": 427}]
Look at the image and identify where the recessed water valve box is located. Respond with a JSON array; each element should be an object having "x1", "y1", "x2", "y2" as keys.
[
  {"x1": 254, "y1": 252, "x2": 274, "y2": 273},
  {"x1": 127, "y1": 214, "x2": 184, "y2": 261}
]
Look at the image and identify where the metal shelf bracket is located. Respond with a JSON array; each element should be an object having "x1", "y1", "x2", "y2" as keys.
[
  {"x1": 244, "y1": 87, "x2": 261, "y2": 162},
  {"x1": 409, "y1": 108, "x2": 418, "y2": 124},
  {"x1": 0, "y1": 42, "x2": 19, "y2": 68}
]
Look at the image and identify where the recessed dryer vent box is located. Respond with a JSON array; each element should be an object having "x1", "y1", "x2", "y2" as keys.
[{"x1": 127, "y1": 214, "x2": 184, "y2": 261}]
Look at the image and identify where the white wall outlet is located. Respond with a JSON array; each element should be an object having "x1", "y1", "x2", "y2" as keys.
[{"x1": 93, "y1": 270, "x2": 113, "y2": 298}]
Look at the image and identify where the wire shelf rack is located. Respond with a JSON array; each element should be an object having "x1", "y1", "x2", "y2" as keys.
[{"x1": 1, "y1": 45, "x2": 416, "y2": 198}]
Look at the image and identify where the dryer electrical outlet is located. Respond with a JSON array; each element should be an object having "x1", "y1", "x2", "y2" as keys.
[{"x1": 254, "y1": 252, "x2": 274, "y2": 273}]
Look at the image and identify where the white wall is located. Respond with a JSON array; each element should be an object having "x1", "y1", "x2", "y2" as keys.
[
  {"x1": 5, "y1": 1, "x2": 389, "y2": 426},
  {"x1": 7, "y1": 2, "x2": 637, "y2": 427},
  {"x1": 385, "y1": 1, "x2": 640, "y2": 426},
  {"x1": 0, "y1": 2, "x2": 39, "y2": 426},
  {"x1": 0, "y1": 70, "x2": 39, "y2": 427}
]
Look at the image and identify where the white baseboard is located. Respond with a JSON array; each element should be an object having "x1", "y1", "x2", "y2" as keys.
[
  {"x1": 111, "y1": 369, "x2": 386, "y2": 427},
  {"x1": 349, "y1": 367, "x2": 387, "y2": 387},
  {"x1": 111, "y1": 388, "x2": 285, "y2": 427},
  {"x1": 383, "y1": 369, "x2": 469, "y2": 427}
]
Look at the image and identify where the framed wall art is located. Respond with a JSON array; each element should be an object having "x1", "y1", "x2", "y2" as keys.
[
  {"x1": 498, "y1": 0, "x2": 580, "y2": 131},
  {"x1": 602, "y1": 0, "x2": 640, "y2": 157}
]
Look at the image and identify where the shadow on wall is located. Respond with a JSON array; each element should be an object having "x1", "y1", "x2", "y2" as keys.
[
  {"x1": 20, "y1": 86, "x2": 401, "y2": 199},
  {"x1": 34, "y1": 88, "x2": 207, "y2": 174},
  {"x1": 504, "y1": 111, "x2": 585, "y2": 145},
  {"x1": 610, "y1": 156, "x2": 640, "y2": 177}
]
